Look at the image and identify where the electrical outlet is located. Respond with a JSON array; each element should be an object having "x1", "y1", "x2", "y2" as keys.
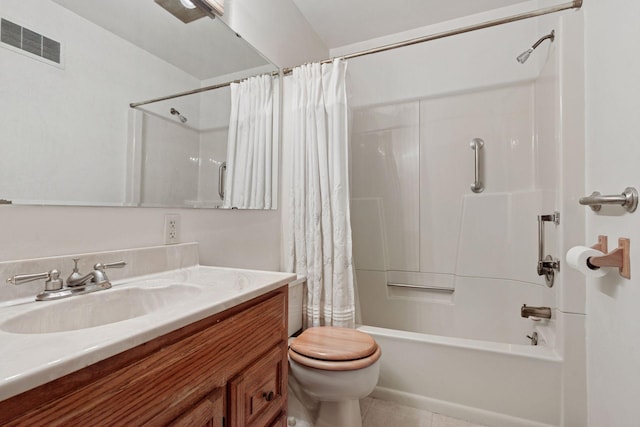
[{"x1": 164, "y1": 214, "x2": 179, "y2": 244}]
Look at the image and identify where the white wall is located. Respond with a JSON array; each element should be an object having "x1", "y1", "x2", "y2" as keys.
[
  {"x1": 220, "y1": 0, "x2": 328, "y2": 68},
  {"x1": 0, "y1": 205, "x2": 281, "y2": 270},
  {"x1": 332, "y1": 3, "x2": 542, "y2": 108},
  {"x1": 585, "y1": 1, "x2": 640, "y2": 425}
]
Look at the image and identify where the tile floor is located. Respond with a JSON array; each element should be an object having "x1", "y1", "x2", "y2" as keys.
[{"x1": 360, "y1": 397, "x2": 487, "y2": 427}]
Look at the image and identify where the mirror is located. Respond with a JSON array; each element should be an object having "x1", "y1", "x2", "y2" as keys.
[{"x1": 0, "y1": 0, "x2": 279, "y2": 209}]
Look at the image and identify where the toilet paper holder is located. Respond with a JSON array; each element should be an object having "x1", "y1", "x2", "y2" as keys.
[{"x1": 588, "y1": 235, "x2": 630, "y2": 279}]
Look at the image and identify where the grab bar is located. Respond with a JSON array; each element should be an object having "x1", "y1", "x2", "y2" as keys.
[
  {"x1": 470, "y1": 138, "x2": 484, "y2": 193},
  {"x1": 218, "y1": 162, "x2": 227, "y2": 200},
  {"x1": 387, "y1": 283, "x2": 454, "y2": 293},
  {"x1": 579, "y1": 187, "x2": 638, "y2": 212},
  {"x1": 537, "y1": 211, "x2": 560, "y2": 287}
]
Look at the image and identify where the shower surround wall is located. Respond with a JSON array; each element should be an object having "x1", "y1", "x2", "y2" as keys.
[
  {"x1": 138, "y1": 112, "x2": 200, "y2": 207},
  {"x1": 351, "y1": 83, "x2": 552, "y2": 344},
  {"x1": 132, "y1": 85, "x2": 232, "y2": 208},
  {"x1": 330, "y1": 6, "x2": 586, "y2": 426}
]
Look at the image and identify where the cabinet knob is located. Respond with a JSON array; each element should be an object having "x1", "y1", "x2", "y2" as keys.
[{"x1": 262, "y1": 391, "x2": 275, "y2": 402}]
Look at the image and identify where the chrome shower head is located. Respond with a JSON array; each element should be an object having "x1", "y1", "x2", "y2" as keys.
[
  {"x1": 516, "y1": 48, "x2": 534, "y2": 64},
  {"x1": 170, "y1": 107, "x2": 188, "y2": 124},
  {"x1": 516, "y1": 30, "x2": 555, "y2": 64}
]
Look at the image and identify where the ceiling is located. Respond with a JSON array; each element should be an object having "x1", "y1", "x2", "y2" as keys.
[
  {"x1": 292, "y1": 0, "x2": 533, "y2": 49},
  {"x1": 53, "y1": 0, "x2": 273, "y2": 80}
]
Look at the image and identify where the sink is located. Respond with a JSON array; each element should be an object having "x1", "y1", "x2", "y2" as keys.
[{"x1": 0, "y1": 283, "x2": 203, "y2": 334}]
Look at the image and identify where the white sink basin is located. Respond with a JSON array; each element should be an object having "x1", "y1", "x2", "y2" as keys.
[{"x1": 0, "y1": 283, "x2": 203, "y2": 334}]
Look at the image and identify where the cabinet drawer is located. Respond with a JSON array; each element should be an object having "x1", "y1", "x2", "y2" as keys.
[
  {"x1": 169, "y1": 389, "x2": 224, "y2": 427},
  {"x1": 229, "y1": 343, "x2": 287, "y2": 427}
]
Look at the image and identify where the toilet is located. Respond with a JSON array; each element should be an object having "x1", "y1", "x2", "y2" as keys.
[{"x1": 287, "y1": 279, "x2": 381, "y2": 427}]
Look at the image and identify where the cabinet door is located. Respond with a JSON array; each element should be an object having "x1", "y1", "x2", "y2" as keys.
[
  {"x1": 229, "y1": 343, "x2": 287, "y2": 427},
  {"x1": 169, "y1": 389, "x2": 225, "y2": 427},
  {"x1": 269, "y1": 413, "x2": 287, "y2": 427}
]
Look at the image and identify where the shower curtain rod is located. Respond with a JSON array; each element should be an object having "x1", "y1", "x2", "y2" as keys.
[
  {"x1": 282, "y1": 0, "x2": 582, "y2": 74},
  {"x1": 130, "y1": 0, "x2": 582, "y2": 108},
  {"x1": 129, "y1": 71, "x2": 279, "y2": 108}
]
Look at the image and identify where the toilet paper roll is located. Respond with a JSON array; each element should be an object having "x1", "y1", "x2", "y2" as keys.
[{"x1": 566, "y1": 246, "x2": 608, "y2": 278}]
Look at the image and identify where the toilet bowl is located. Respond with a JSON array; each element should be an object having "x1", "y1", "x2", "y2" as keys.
[{"x1": 288, "y1": 326, "x2": 381, "y2": 427}]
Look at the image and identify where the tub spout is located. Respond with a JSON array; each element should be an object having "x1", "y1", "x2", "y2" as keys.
[{"x1": 521, "y1": 304, "x2": 551, "y2": 319}]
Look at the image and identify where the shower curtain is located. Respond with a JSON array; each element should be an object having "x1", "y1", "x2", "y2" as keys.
[
  {"x1": 286, "y1": 59, "x2": 356, "y2": 328},
  {"x1": 223, "y1": 74, "x2": 273, "y2": 209}
]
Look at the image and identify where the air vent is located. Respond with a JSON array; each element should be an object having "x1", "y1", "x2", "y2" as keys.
[{"x1": 1, "y1": 18, "x2": 61, "y2": 64}]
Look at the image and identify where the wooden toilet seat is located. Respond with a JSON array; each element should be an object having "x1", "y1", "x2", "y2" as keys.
[{"x1": 289, "y1": 327, "x2": 381, "y2": 371}]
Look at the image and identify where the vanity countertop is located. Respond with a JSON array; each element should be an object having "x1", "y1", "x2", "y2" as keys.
[{"x1": 0, "y1": 265, "x2": 295, "y2": 402}]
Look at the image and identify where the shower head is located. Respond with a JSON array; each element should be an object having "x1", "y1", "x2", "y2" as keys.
[
  {"x1": 516, "y1": 30, "x2": 555, "y2": 64},
  {"x1": 516, "y1": 48, "x2": 534, "y2": 64},
  {"x1": 170, "y1": 107, "x2": 188, "y2": 124}
]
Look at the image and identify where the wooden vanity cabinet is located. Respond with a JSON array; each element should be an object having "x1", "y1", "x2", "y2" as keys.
[
  {"x1": 269, "y1": 413, "x2": 289, "y2": 427},
  {"x1": 0, "y1": 286, "x2": 289, "y2": 427},
  {"x1": 168, "y1": 389, "x2": 225, "y2": 427},
  {"x1": 229, "y1": 344, "x2": 286, "y2": 426}
]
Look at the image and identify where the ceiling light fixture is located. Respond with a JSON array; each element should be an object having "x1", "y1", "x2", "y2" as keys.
[
  {"x1": 179, "y1": 0, "x2": 197, "y2": 9},
  {"x1": 191, "y1": 0, "x2": 224, "y2": 16},
  {"x1": 155, "y1": 0, "x2": 206, "y2": 23}
]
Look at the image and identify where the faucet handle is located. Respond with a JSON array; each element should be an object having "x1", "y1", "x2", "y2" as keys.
[
  {"x1": 7, "y1": 269, "x2": 63, "y2": 292},
  {"x1": 93, "y1": 261, "x2": 127, "y2": 271},
  {"x1": 91, "y1": 261, "x2": 126, "y2": 288}
]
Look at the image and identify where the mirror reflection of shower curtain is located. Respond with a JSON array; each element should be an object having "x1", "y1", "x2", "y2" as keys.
[{"x1": 223, "y1": 74, "x2": 273, "y2": 209}]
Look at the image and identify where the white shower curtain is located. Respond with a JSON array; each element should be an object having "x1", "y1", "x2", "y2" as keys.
[
  {"x1": 286, "y1": 59, "x2": 356, "y2": 328},
  {"x1": 224, "y1": 74, "x2": 273, "y2": 209}
]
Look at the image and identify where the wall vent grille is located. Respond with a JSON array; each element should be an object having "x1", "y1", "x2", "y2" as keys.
[{"x1": 1, "y1": 18, "x2": 61, "y2": 64}]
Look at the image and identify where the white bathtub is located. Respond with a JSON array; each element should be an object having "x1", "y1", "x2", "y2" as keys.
[{"x1": 358, "y1": 325, "x2": 562, "y2": 427}]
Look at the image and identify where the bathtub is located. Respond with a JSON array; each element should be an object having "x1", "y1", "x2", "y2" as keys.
[{"x1": 358, "y1": 325, "x2": 562, "y2": 427}]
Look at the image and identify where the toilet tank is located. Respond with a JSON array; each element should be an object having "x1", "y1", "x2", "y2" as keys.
[{"x1": 288, "y1": 276, "x2": 305, "y2": 336}]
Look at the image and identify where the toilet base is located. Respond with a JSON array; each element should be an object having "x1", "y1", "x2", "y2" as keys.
[{"x1": 316, "y1": 399, "x2": 362, "y2": 427}]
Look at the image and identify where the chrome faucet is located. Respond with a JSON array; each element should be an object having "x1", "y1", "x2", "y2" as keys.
[
  {"x1": 521, "y1": 304, "x2": 552, "y2": 319},
  {"x1": 66, "y1": 258, "x2": 125, "y2": 287},
  {"x1": 7, "y1": 258, "x2": 126, "y2": 301}
]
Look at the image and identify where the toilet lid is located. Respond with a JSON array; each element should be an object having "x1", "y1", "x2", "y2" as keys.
[{"x1": 290, "y1": 327, "x2": 377, "y2": 361}]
